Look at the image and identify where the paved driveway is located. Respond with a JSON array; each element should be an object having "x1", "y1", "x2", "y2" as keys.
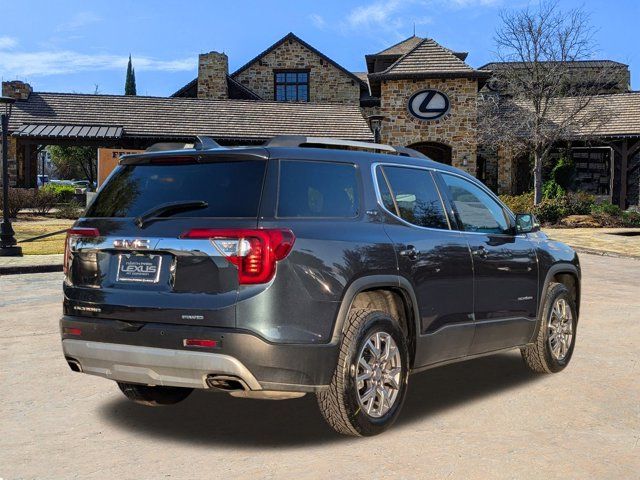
[{"x1": 1, "y1": 254, "x2": 638, "y2": 479}]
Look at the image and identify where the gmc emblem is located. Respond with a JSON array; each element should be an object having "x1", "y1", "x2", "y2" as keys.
[{"x1": 113, "y1": 239, "x2": 151, "y2": 249}]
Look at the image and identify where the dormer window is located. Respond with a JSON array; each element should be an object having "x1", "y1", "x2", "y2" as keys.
[{"x1": 275, "y1": 70, "x2": 309, "y2": 102}]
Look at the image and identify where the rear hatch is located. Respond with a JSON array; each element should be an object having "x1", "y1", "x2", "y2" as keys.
[{"x1": 64, "y1": 151, "x2": 270, "y2": 328}]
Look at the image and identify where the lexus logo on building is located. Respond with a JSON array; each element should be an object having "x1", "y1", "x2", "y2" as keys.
[{"x1": 408, "y1": 89, "x2": 450, "y2": 121}]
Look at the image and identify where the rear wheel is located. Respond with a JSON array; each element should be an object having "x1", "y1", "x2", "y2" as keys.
[
  {"x1": 317, "y1": 309, "x2": 409, "y2": 436},
  {"x1": 117, "y1": 382, "x2": 193, "y2": 406},
  {"x1": 521, "y1": 282, "x2": 577, "y2": 373}
]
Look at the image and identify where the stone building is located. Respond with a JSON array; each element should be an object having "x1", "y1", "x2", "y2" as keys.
[{"x1": 2, "y1": 32, "x2": 639, "y2": 206}]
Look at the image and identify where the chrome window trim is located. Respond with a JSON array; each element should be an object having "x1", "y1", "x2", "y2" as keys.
[
  {"x1": 371, "y1": 162, "x2": 453, "y2": 233},
  {"x1": 371, "y1": 162, "x2": 525, "y2": 238}
]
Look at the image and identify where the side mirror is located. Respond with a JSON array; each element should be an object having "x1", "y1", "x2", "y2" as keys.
[{"x1": 515, "y1": 213, "x2": 540, "y2": 234}]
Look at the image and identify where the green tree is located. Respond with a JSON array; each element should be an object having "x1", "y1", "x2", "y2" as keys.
[
  {"x1": 125, "y1": 54, "x2": 137, "y2": 96},
  {"x1": 49, "y1": 146, "x2": 98, "y2": 184}
]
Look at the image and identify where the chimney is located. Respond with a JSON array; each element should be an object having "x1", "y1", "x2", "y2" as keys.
[
  {"x1": 2, "y1": 80, "x2": 32, "y2": 100},
  {"x1": 197, "y1": 52, "x2": 228, "y2": 100}
]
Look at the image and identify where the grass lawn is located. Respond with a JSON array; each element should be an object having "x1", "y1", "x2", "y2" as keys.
[{"x1": 13, "y1": 216, "x2": 74, "y2": 255}]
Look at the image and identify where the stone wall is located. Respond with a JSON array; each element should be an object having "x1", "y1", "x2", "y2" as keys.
[
  {"x1": 197, "y1": 52, "x2": 228, "y2": 100},
  {"x1": 378, "y1": 77, "x2": 479, "y2": 173},
  {"x1": 0, "y1": 137, "x2": 18, "y2": 187},
  {"x1": 233, "y1": 38, "x2": 360, "y2": 104}
]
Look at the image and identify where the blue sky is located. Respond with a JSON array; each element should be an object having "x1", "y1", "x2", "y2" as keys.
[{"x1": 1, "y1": 0, "x2": 637, "y2": 96}]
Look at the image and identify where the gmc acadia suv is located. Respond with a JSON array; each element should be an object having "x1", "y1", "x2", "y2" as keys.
[{"x1": 61, "y1": 136, "x2": 580, "y2": 436}]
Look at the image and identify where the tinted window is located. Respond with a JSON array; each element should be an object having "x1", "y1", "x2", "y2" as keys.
[
  {"x1": 378, "y1": 166, "x2": 449, "y2": 230},
  {"x1": 87, "y1": 160, "x2": 266, "y2": 218},
  {"x1": 278, "y1": 161, "x2": 358, "y2": 217},
  {"x1": 441, "y1": 174, "x2": 510, "y2": 234}
]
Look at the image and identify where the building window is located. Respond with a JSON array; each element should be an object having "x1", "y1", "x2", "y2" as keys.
[{"x1": 275, "y1": 71, "x2": 309, "y2": 102}]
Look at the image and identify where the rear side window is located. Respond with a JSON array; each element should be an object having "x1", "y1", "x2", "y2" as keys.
[
  {"x1": 377, "y1": 165, "x2": 449, "y2": 230},
  {"x1": 277, "y1": 160, "x2": 359, "y2": 218},
  {"x1": 86, "y1": 160, "x2": 266, "y2": 218}
]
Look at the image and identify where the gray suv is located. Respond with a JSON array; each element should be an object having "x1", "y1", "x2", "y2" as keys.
[{"x1": 61, "y1": 136, "x2": 580, "y2": 436}]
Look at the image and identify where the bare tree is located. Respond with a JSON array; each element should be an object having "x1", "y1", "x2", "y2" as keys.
[{"x1": 479, "y1": 0, "x2": 614, "y2": 204}]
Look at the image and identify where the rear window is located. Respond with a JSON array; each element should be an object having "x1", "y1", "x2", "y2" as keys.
[
  {"x1": 86, "y1": 160, "x2": 266, "y2": 218},
  {"x1": 277, "y1": 160, "x2": 359, "y2": 218}
]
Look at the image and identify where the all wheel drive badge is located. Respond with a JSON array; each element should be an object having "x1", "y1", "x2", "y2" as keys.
[{"x1": 407, "y1": 89, "x2": 450, "y2": 120}]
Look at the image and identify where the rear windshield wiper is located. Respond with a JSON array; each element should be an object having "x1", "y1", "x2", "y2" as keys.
[{"x1": 134, "y1": 200, "x2": 208, "y2": 228}]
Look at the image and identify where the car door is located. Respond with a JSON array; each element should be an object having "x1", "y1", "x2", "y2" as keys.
[
  {"x1": 436, "y1": 172, "x2": 539, "y2": 354},
  {"x1": 374, "y1": 164, "x2": 475, "y2": 367}
]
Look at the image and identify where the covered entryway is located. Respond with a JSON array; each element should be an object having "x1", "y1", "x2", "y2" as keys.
[{"x1": 407, "y1": 141, "x2": 452, "y2": 165}]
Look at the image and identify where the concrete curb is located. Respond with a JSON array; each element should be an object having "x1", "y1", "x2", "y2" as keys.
[
  {"x1": 0, "y1": 264, "x2": 63, "y2": 275},
  {"x1": 570, "y1": 247, "x2": 640, "y2": 261}
]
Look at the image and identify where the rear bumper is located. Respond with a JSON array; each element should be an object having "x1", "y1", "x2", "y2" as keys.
[
  {"x1": 60, "y1": 316, "x2": 339, "y2": 392},
  {"x1": 62, "y1": 339, "x2": 262, "y2": 390}
]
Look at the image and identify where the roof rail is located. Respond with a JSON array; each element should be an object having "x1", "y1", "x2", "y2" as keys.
[
  {"x1": 145, "y1": 136, "x2": 222, "y2": 153},
  {"x1": 263, "y1": 135, "x2": 426, "y2": 159}
]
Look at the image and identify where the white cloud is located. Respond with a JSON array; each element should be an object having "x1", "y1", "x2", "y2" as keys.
[
  {"x1": 0, "y1": 36, "x2": 17, "y2": 49},
  {"x1": 0, "y1": 50, "x2": 195, "y2": 77},
  {"x1": 346, "y1": 0, "x2": 404, "y2": 29},
  {"x1": 55, "y1": 11, "x2": 101, "y2": 32},
  {"x1": 309, "y1": 13, "x2": 326, "y2": 29}
]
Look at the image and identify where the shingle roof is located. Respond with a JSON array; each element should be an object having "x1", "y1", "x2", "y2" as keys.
[
  {"x1": 8, "y1": 92, "x2": 374, "y2": 141},
  {"x1": 479, "y1": 60, "x2": 628, "y2": 71},
  {"x1": 371, "y1": 36, "x2": 424, "y2": 56},
  {"x1": 501, "y1": 92, "x2": 640, "y2": 138},
  {"x1": 370, "y1": 38, "x2": 490, "y2": 79}
]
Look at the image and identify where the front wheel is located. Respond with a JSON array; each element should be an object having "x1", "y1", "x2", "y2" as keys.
[
  {"x1": 317, "y1": 309, "x2": 409, "y2": 436},
  {"x1": 521, "y1": 282, "x2": 578, "y2": 373},
  {"x1": 117, "y1": 382, "x2": 193, "y2": 406}
]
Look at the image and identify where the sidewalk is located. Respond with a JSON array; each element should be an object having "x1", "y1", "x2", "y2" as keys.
[
  {"x1": 543, "y1": 227, "x2": 640, "y2": 259},
  {"x1": 0, "y1": 254, "x2": 64, "y2": 275}
]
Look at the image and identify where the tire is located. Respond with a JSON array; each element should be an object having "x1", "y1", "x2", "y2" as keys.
[
  {"x1": 521, "y1": 282, "x2": 578, "y2": 373},
  {"x1": 317, "y1": 309, "x2": 409, "y2": 436},
  {"x1": 117, "y1": 382, "x2": 193, "y2": 406}
]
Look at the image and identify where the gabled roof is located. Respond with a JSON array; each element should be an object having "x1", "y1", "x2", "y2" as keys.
[
  {"x1": 171, "y1": 76, "x2": 262, "y2": 100},
  {"x1": 370, "y1": 38, "x2": 488, "y2": 79},
  {"x1": 231, "y1": 32, "x2": 366, "y2": 87},
  {"x1": 8, "y1": 92, "x2": 374, "y2": 142}
]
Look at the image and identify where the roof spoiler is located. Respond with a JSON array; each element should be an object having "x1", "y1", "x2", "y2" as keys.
[
  {"x1": 145, "y1": 136, "x2": 222, "y2": 152},
  {"x1": 263, "y1": 135, "x2": 426, "y2": 159}
]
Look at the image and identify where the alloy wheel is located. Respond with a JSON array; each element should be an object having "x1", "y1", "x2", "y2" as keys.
[
  {"x1": 548, "y1": 297, "x2": 574, "y2": 361},
  {"x1": 355, "y1": 331, "x2": 402, "y2": 418}
]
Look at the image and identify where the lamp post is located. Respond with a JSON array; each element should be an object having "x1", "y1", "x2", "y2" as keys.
[{"x1": 0, "y1": 95, "x2": 22, "y2": 256}]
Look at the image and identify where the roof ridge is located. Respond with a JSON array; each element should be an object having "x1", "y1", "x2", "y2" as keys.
[{"x1": 379, "y1": 37, "x2": 474, "y2": 75}]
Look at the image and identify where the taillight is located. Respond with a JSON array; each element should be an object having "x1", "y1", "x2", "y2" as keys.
[
  {"x1": 180, "y1": 228, "x2": 295, "y2": 284},
  {"x1": 64, "y1": 228, "x2": 100, "y2": 275}
]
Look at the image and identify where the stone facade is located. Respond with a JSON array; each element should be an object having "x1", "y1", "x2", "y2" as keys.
[
  {"x1": 378, "y1": 77, "x2": 479, "y2": 173},
  {"x1": 2, "y1": 80, "x2": 32, "y2": 100},
  {"x1": 233, "y1": 39, "x2": 360, "y2": 104},
  {"x1": 197, "y1": 52, "x2": 228, "y2": 100}
]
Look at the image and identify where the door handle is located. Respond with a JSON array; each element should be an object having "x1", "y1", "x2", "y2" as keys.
[
  {"x1": 399, "y1": 245, "x2": 420, "y2": 260},
  {"x1": 472, "y1": 245, "x2": 488, "y2": 258}
]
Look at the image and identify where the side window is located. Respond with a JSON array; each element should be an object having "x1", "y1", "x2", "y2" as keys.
[
  {"x1": 377, "y1": 166, "x2": 449, "y2": 230},
  {"x1": 278, "y1": 160, "x2": 358, "y2": 218},
  {"x1": 440, "y1": 174, "x2": 510, "y2": 234}
]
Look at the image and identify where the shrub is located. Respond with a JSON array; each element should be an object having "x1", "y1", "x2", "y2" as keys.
[
  {"x1": 591, "y1": 202, "x2": 622, "y2": 217},
  {"x1": 499, "y1": 192, "x2": 534, "y2": 214},
  {"x1": 32, "y1": 188, "x2": 58, "y2": 215},
  {"x1": 53, "y1": 200, "x2": 84, "y2": 219},
  {"x1": 532, "y1": 198, "x2": 567, "y2": 224},
  {"x1": 565, "y1": 192, "x2": 596, "y2": 216},
  {"x1": 0, "y1": 188, "x2": 34, "y2": 218},
  {"x1": 42, "y1": 183, "x2": 76, "y2": 203},
  {"x1": 622, "y1": 210, "x2": 640, "y2": 227},
  {"x1": 542, "y1": 180, "x2": 565, "y2": 199}
]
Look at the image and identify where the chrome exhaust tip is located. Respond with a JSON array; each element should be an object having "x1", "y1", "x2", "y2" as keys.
[{"x1": 66, "y1": 357, "x2": 83, "y2": 372}]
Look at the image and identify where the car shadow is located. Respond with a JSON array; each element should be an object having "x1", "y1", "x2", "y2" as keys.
[{"x1": 99, "y1": 351, "x2": 541, "y2": 448}]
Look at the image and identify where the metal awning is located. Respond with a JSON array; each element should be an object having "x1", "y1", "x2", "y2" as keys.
[{"x1": 13, "y1": 124, "x2": 124, "y2": 139}]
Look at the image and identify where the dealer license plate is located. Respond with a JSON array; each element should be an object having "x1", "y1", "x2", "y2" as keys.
[{"x1": 116, "y1": 254, "x2": 162, "y2": 283}]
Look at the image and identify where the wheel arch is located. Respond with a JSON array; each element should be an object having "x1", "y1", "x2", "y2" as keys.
[
  {"x1": 331, "y1": 275, "x2": 420, "y2": 367},
  {"x1": 534, "y1": 263, "x2": 581, "y2": 341}
]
